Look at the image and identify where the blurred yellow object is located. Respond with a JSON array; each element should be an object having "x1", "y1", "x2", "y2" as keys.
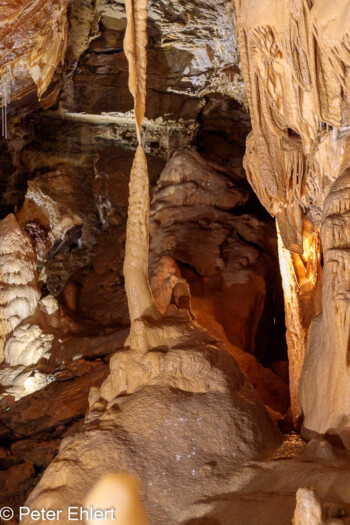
[{"x1": 84, "y1": 473, "x2": 149, "y2": 525}]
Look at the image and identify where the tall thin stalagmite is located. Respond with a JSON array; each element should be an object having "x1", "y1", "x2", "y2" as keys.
[{"x1": 123, "y1": 0, "x2": 159, "y2": 323}]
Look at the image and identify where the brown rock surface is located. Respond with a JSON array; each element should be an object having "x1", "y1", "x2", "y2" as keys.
[
  {"x1": 0, "y1": 461, "x2": 35, "y2": 505},
  {"x1": 0, "y1": 359, "x2": 108, "y2": 439},
  {"x1": 150, "y1": 150, "x2": 286, "y2": 361}
]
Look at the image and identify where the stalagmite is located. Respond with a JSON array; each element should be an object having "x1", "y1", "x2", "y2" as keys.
[
  {"x1": 293, "y1": 488, "x2": 324, "y2": 525},
  {"x1": 123, "y1": 0, "x2": 159, "y2": 322}
]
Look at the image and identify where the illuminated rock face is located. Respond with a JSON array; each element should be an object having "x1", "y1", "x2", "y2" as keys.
[
  {"x1": 235, "y1": 0, "x2": 350, "y2": 440},
  {"x1": 300, "y1": 171, "x2": 350, "y2": 446}
]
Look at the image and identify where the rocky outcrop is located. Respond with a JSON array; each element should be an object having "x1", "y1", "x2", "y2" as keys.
[
  {"x1": 149, "y1": 150, "x2": 290, "y2": 416},
  {"x1": 62, "y1": 0, "x2": 246, "y2": 114},
  {"x1": 39, "y1": 0, "x2": 247, "y2": 161},
  {"x1": 149, "y1": 150, "x2": 280, "y2": 355}
]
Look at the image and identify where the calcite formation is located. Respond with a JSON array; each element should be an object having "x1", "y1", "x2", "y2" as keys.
[
  {"x1": 4, "y1": 324, "x2": 53, "y2": 368},
  {"x1": 17, "y1": 171, "x2": 85, "y2": 253},
  {"x1": 293, "y1": 488, "x2": 323, "y2": 525},
  {"x1": 300, "y1": 170, "x2": 350, "y2": 446},
  {"x1": 0, "y1": 214, "x2": 40, "y2": 362},
  {"x1": 122, "y1": 0, "x2": 159, "y2": 322},
  {"x1": 235, "y1": 0, "x2": 350, "y2": 443}
]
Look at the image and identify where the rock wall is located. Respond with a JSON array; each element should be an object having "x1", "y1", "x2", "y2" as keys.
[{"x1": 3, "y1": 0, "x2": 350, "y2": 522}]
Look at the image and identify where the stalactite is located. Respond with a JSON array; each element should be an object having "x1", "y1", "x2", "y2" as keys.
[
  {"x1": 123, "y1": 0, "x2": 160, "y2": 323},
  {"x1": 1, "y1": 67, "x2": 11, "y2": 139},
  {"x1": 124, "y1": 0, "x2": 148, "y2": 144}
]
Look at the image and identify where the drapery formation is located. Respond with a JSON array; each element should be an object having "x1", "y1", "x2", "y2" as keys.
[{"x1": 236, "y1": 0, "x2": 350, "y2": 444}]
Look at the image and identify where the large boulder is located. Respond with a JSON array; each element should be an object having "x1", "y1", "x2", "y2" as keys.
[{"x1": 23, "y1": 309, "x2": 282, "y2": 524}]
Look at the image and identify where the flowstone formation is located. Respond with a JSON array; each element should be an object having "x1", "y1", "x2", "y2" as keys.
[
  {"x1": 0, "y1": 214, "x2": 40, "y2": 362},
  {"x1": 235, "y1": 0, "x2": 350, "y2": 444},
  {"x1": 23, "y1": 312, "x2": 281, "y2": 525}
]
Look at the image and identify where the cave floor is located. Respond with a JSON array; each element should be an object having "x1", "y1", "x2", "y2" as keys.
[{"x1": 184, "y1": 434, "x2": 350, "y2": 525}]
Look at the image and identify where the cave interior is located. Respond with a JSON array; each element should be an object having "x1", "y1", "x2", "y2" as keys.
[{"x1": 0, "y1": 1, "x2": 350, "y2": 524}]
